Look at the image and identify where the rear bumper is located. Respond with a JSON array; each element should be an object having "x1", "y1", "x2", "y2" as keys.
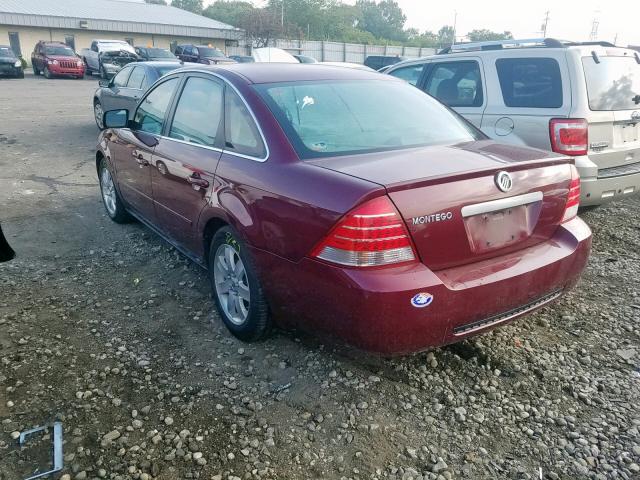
[
  {"x1": 252, "y1": 217, "x2": 592, "y2": 354},
  {"x1": 576, "y1": 155, "x2": 640, "y2": 206}
]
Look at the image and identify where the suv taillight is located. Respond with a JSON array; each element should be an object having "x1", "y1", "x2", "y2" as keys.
[
  {"x1": 311, "y1": 196, "x2": 416, "y2": 267},
  {"x1": 550, "y1": 118, "x2": 588, "y2": 156},
  {"x1": 562, "y1": 164, "x2": 581, "y2": 222}
]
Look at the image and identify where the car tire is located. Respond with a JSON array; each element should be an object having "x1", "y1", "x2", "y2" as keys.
[
  {"x1": 94, "y1": 100, "x2": 105, "y2": 130},
  {"x1": 98, "y1": 157, "x2": 131, "y2": 224},
  {"x1": 43, "y1": 66, "x2": 52, "y2": 79},
  {"x1": 208, "y1": 226, "x2": 271, "y2": 342}
]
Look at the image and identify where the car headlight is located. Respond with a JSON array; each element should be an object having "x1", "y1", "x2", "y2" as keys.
[
  {"x1": 77, "y1": 60, "x2": 83, "y2": 67},
  {"x1": 47, "y1": 59, "x2": 59, "y2": 65},
  {"x1": 14, "y1": 60, "x2": 21, "y2": 67}
]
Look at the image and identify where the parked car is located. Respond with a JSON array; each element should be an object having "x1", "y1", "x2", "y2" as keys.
[
  {"x1": 228, "y1": 55, "x2": 255, "y2": 63},
  {"x1": 364, "y1": 55, "x2": 406, "y2": 71},
  {"x1": 386, "y1": 38, "x2": 640, "y2": 207},
  {"x1": 0, "y1": 222, "x2": 15, "y2": 262},
  {"x1": 0, "y1": 45, "x2": 24, "y2": 78},
  {"x1": 96, "y1": 64, "x2": 591, "y2": 354},
  {"x1": 294, "y1": 54, "x2": 317, "y2": 63},
  {"x1": 31, "y1": 41, "x2": 84, "y2": 79},
  {"x1": 81, "y1": 40, "x2": 139, "y2": 79},
  {"x1": 134, "y1": 47, "x2": 179, "y2": 62},
  {"x1": 174, "y1": 44, "x2": 235, "y2": 65},
  {"x1": 319, "y1": 61, "x2": 375, "y2": 71},
  {"x1": 93, "y1": 61, "x2": 181, "y2": 130}
]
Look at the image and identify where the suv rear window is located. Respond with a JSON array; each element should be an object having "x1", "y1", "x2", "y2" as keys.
[
  {"x1": 582, "y1": 56, "x2": 640, "y2": 111},
  {"x1": 496, "y1": 58, "x2": 563, "y2": 108}
]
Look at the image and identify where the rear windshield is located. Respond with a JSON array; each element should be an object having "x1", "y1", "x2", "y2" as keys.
[
  {"x1": 44, "y1": 46, "x2": 75, "y2": 56},
  {"x1": 198, "y1": 47, "x2": 225, "y2": 58},
  {"x1": 146, "y1": 48, "x2": 175, "y2": 58},
  {"x1": 255, "y1": 79, "x2": 482, "y2": 159},
  {"x1": 582, "y1": 56, "x2": 640, "y2": 111},
  {"x1": 0, "y1": 47, "x2": 14, "y2": 58}
]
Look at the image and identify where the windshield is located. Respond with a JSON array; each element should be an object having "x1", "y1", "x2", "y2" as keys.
[
  {"x1": 44, "y1": 46, "x2": 75, "y2": 56},
  {"x1": 146, "y1": 48, "x2": 175, "y2": 58},
  {"x1": 255, "y1": 79, "x2": 481, "y2": 159},
  {"x1": 100, "y1": 42, "x2": 133, "y2": 52},
  {"x1": 582, "y1": 56, "x2": 640, "y2": 110},
  {"x1": 198, "y1": 47, "x2": 225, "y2": 58},
  {"x1": 0, "y1": 47, "x2": 14, "y2": 58}
]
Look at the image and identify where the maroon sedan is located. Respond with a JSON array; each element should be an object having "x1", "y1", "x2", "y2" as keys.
[{"x1": 96, "y1": 64, "x2": 591, "y2": 354}]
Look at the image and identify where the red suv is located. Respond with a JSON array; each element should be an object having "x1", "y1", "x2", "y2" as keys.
[{"x1": 31, "y1": 41, "x2": 84, "y2": 79}]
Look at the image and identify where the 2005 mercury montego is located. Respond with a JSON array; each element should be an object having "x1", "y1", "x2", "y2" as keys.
[{"x1": 95, "y1": 64, "x2": 591, "y2": 354}]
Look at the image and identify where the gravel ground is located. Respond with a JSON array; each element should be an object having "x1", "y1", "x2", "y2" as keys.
[{"x1": 1, "y1": 75, "x2": 639, "y2": 480}]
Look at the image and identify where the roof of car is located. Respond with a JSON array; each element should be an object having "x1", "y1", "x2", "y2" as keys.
[{"x1": 177, "y1": 63, "x2": 389, "y2": 84}]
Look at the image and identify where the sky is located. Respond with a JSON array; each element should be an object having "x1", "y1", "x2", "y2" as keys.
[{"x1": 205, "y1": 0, "x2": 640, "y2": 47}]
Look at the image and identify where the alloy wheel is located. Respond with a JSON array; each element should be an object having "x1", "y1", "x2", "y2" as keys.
[
  {"x1": 100, "y1": 166, "x2": 117, "y2": 217},
  {"x1": 94, "y1": 102, "x2": 104, "y2": 129},
  {"x1": 213, "y1": 243, "x2": 250, "y2": 326}
]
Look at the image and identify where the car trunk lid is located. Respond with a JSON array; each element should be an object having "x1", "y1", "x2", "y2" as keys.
[{"x1": 309, "y1": 141, "x2": 573, "y2": 271}]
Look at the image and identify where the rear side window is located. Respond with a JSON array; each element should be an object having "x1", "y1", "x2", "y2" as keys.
[
  {"x1": 425, "y1": 61, "x2": 483, "y2": 107},
  {"x1": 496, "y1": 58, "x2": 563, "y2": 108},
  {"x1": 582, "y1": 56, "x2": 640, "y2": 110},
  {"x1": 389, "y1": 64, "x2": 425, "y2": 86},
  {"x1": 134, "y1": 77, "x2": 179, "y2": 135},
  {"x1": 127, "y1": 67, "x2": 145, "y2": 89},
  {"x1": 224, "y1": 89, "x2": 266, "y2": 159},
  {"x1": 168, "y1": 76, "x2": 223, "y2": 147}
]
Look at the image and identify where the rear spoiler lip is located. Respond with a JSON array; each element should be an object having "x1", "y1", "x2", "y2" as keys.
[{"x1": 383, "y1": 157, "x2": 573, "y2": 193}]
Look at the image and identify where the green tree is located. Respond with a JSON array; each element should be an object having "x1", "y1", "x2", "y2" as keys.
[
  {"x1": 203, "y1": 1, "x2": 255, "y2": 27},
  {"x1": 437, "y1": 25, "x2": 454, "y2": 48},
  {"x1": 356, "y1": 0, "x2": 407, "y2": 42},
  {"x1": 468, "y1": 29, "x2": 513, "y2": 42},
  {"x1": 171, "y1": 0, "x2": 203, "y2": 14}
]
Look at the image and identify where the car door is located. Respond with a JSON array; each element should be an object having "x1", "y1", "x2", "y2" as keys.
[
  {"x1": 420, "y1": 59, "x2": 486, "y2": 128},
  {"x1": 89, "y1": 42, "x2": 100, "y2": 70},
  {"x1": 99, "y1": 66, "x2": 134, "y2": 112},
  {"x1": 150, "y1": 74, "x2": 224, "y2": 253},
  {"x1": 111, "y1": 76, "x2": 181, "y2": 222}
]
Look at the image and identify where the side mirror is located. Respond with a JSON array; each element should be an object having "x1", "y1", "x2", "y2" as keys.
[
  {"x1": 103, "y1": 109, "x2": 129, "y2": 129},
  {"x1": 98, "y1": 79, "x2": 109, "y2": 87}
]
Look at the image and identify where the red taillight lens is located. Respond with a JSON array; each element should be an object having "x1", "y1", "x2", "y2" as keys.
[
  {"x1": 549, "y1": 118, "x2": 588, "y2": 156},
  {"x1": 311, "y1": 196, "x2": 416, "y2": 267},
  {"x1": 563, "y1": 164, "x2": 581, "y2": 222}
]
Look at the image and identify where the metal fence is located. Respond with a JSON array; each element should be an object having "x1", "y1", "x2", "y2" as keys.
[{"x1": 227, "y1": 39, "x2": 436, "y2": 63}]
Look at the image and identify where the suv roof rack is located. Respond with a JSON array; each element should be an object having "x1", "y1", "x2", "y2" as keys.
[{"x1": 437, "y1": 38, "x2": 617, "y2": 55}]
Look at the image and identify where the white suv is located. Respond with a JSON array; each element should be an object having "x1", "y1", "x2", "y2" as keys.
[{"x1": 386, "y1": 38, "x2": 640, "y2": 207}]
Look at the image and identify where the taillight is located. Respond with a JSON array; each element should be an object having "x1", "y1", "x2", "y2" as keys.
[
  {"x1": 563, "y1": 164, "x2": 581, "y2": 222},
  {"x1": 311, "y1": 196, "x2": 416, "y2": 267},
  {"x1": 549, "y1": 118, "x2": 588, "y2": 156}
]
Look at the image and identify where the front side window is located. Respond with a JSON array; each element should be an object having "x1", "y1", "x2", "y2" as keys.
[
  {"x1": 127, "y1": 66, "x2": 146, "y2": 89},
  {"x1": 496, "y1": 57, "x2": 563, "y2": 108},
  {"x1": 425, "y1": 61, "x2": 483, "y2": 107},
  {"x1": 112, "y1": 67, "x2": 132, "y2": 88},
  {"x1": 168, "y1": 76, "x2": 223, "y2": 147},
  {"x1": 582, "y1": 56, "x2": 640, "y2": 111},
  {"x1": 389, "y1": 64, "x2": 425, "y2": 86},
  {"x1": 224, "y1": 89, "x2": 266, "y2": 158},
  {"x1": 133, "y1": 77, "x2": 179, "y2": 135},
  {"x1": 256, "y1": 79, "x2": 481, "y2": 159}
]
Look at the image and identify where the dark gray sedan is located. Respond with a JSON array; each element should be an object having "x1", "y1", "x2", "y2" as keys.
[{"x1": 93, "y1": 61, "x2": 181, "y2": 129}]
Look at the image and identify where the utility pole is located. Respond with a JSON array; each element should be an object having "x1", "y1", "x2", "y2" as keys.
[
  {"x1": 452, "y1": 10, "x2": 457, "y2": 46},
  {"x1": 281, "y1": 0, "x2": 284, "y2": 27},
  {"x1": 541, "y1": 10, "x2": 550, "y2": 38},
  {"x1": 589, "y1": 11, "x2": 600, "y2": 41}
]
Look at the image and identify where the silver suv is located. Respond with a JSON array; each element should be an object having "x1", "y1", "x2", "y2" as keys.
[{"x1": 386, "y1": 38, "x2": 640, "y2": 207}]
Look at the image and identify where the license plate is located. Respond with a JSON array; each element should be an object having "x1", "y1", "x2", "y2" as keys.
[
  {"x1": 622, "y1": 124, "x2": 639, "y2": 144},
  {"x1": 464, "y1": 204, "x2": 536, "y2": 253}
]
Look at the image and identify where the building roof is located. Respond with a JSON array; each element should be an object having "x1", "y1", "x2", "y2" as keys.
[{"x1": 0, "y1": 0, "x2": 242, "y2": 40}]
